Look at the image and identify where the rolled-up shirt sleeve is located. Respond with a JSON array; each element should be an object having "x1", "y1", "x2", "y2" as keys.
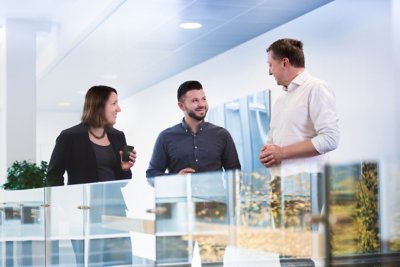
[{"x1": 309, "y1": 83, "x2": 340, "y2": 154}]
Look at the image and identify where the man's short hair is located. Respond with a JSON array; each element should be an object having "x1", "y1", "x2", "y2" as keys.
[
  {"x1": 177, "y1": 80, "x2": 203, "y2": 101},
  {"x1": 267, "y1": 38, "x2": 305, "y2": 68}
]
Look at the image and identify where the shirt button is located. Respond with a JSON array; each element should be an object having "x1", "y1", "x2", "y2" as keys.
[
  {"x1": 195, "y1": 146, "x2": 198, "y2": 149},
  {"x1": 195, "y1": 159, "x2": 198, "y2": 162}
]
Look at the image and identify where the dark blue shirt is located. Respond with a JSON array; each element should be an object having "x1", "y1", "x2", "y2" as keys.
[{"x1": 146, "y1": 119, "x2": 241, "y2": 179}]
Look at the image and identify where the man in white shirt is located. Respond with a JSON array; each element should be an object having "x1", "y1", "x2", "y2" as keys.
[
  {"x1": 259, "y1": 39, "x2": 339, "y2": 228},
  {"x1": 259, "y1": 38, "x2": 339, "y2": 176}
]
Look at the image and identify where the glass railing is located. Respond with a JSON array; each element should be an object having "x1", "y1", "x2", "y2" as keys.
[
  {"x1": 154, "y1": 171, "x2": 238, "y2": 266},
  {"x1": 0, "y1": 188, "x2": 45, "y2": 266},
  {"x1": 1, "y1": 165, "x2": 400, "y2": 266},
  {"x1": 0, "y1": 180, "x2": 155, "y2": 267},
  {"x1": 154, "y1": 170, "x2": 327, "y2": 266},
  {"x1": 325, "y1": 161, "x2": 400, "y2": 266}
]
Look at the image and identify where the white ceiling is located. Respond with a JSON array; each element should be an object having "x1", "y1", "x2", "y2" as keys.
[{"x1": 0, "y1": 0, "x2": 333, "y2": 112}]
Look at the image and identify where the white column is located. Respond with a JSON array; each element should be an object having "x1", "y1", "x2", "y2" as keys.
[
  {"x1": 0, "y1": 25, "x2": 6, "y2": 186},
  {"x1": 0, "y1": 19, "x2": 48, "y2": 185},
  {"x1": 393, "y1": 0, "x2": 400, "y2": 151}
]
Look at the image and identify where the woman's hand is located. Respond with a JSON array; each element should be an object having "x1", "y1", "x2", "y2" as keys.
[{"x1": 120, "y1": 149, "x2": 137, "y2": 171}]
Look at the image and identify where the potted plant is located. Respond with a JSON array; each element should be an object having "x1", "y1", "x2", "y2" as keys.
[{"x1": 2, "y1": 160, "x2": 48, "y2": 190}]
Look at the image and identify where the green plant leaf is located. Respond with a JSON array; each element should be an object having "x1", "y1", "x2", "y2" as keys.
[{"x1": 2, "y1": 160, "x2": 48, "y2": 190}]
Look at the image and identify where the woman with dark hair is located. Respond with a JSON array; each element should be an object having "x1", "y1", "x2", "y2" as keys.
[
  {"x1": 47, "y1": 85, "x2": 136, "y2": 266},
  {"x1": 47, "y1": 85, "x2": 136, "y2": 185}
]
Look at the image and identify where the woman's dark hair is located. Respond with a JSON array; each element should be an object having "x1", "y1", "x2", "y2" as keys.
[
  {"x1": 267, "y1": 38, "x2": 305, "y2": 68},
  {"x1": 177, "y1": 80, "x2": 203, "y2": 101},
  {"x1": 81, "y1": 85, "x2": 117, "y2": 127}
]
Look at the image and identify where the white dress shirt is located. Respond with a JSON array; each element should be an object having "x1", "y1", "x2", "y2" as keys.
[{"x1": 267, "y1": 71, "x2": 339, "y2": 177}]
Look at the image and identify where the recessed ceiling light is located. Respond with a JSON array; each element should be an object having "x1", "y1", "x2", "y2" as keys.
[
  {"x1": 179, "y1": 22, "x2": 202, "y2": 30},
  {"x1": 58, "y1": 102, "x2": 71, "y2": 107}
]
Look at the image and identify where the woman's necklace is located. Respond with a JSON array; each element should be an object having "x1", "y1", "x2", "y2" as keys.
[{"x1": 89, "y1": 128, "x2": 106, "y2": 139}]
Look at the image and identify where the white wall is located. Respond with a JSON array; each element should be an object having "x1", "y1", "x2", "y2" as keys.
[{"x1": 37, "y1": 111, "x2": 80, "y2": 163}]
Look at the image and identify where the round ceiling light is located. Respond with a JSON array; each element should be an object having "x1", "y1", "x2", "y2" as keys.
[
  {"x1": 179, "y1": 22, "x2": 202, "y2": 29},
  {"x1": 57, "y1": 102, "x2": 71, "y2": 107}
]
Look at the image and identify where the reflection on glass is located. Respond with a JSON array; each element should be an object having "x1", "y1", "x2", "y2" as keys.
[
  {"x1": 385, "y1": 161, "x2": 400, "y2": 253},
  {"x1": 87, "y1": 181, "x2": 132, "y2": 266},
  {"x1": 247, "y1": 91, "x2": 270, "y2": 173},
  {"x1": 282, "y1": 174, "x2": 312, "y2": 230},
  {"x1": 2, "y1": 164, "x2": 399, "y2": 266},
  {"x1": 46, "y1": 184, "x2": 85, "y2": 266},
  {"x1": 155, "y1": 171, "x2": 234, "y2": 264},
  {"x1": 0, "y1": 180, "x2": 155, "y2": 267},
  {"x1": 154, "y1": 170, "x2": 317, "y2": 265},
  {"x1": 238, "y1": 172, "x2": 315, "y2": 259},
  {"x1": 195, "y1": 202, "x2": 227, "y2": 224},
  {"x1": 326, "y1": 162, "x2": 380, "y2": 256},
  {"x1": 156, "y1": 236, "x2": 189, "y2": 264},
  {"x1": 45, "y1": 180, "x2": 155, "y2": 267},
  {"x1": 0, "y1": 188, "x2": 45, "y2": 266}
]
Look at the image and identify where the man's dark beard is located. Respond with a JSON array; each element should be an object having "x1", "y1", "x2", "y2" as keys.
[{"x1": 188, "y1": 109, "x2": 206, "y2": 121}]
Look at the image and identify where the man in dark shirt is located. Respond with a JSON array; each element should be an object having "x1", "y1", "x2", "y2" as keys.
[{"x1": 146, "y1": 80, "x2": 241, "y2": 182}]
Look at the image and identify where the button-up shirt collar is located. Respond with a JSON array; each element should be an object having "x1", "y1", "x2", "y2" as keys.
[
  {"x1": 180, "y1": 118, "x2": 206, "y2": 133},
  {"x1": 285, "y1": 70, "x2": 309, "y2": 92}
]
